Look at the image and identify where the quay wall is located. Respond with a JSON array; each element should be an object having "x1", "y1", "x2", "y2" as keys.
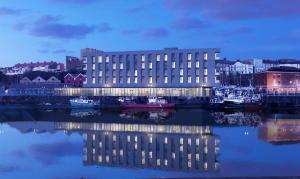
[
  {"x1": 262, "y1": 95, "x2": 300, "y2": 108},
  {"x1": 0, "y1": 96, "x2": 210, "y2": 108}
]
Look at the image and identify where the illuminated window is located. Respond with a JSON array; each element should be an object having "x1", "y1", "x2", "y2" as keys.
[
  {"x1": 134, "y1": 70, "x2": 138, "y2": 76},
  {"x1": 120, "y1": 63, "x2": 123, "y2": 69},
  {"x1": 164, "y1": 137, "x2": 168, "y2": 144},
  {"x1": 196, "y1": 61, "x2": 200, "y2": 68},
  {"x1": 180, "y1": 69, "x2": 183, "y2": 76},
  {"x1": 134, "y1": 77, "x2": 138, "y2": 84},
  {"x1": 204, "y1": 52, "x2": 208, "y2": 60},
  {"x1": 204, "y1": 69, "x2": 208, "y2": 75},
  {"x1": 180, "y1": 77, "x2": 183, "y2": 83},
  {"x1": 106, "y1": 56, "x2": 109, "y2": 63},
  {"x1": 142, "y1": 55, "x2": 145, "y2": 62},
  {"x1": 188, "y1": 77, "x2": 191, "y2": 83},
  {"x1": 92, "y1": 78, "x2": 96, "y2": 84},
  {"x1": 98, "y1": 56, "x2": 102, "y2": 63},
  {"x1": 188, "y1": 62, "x2": 191, "y2": 68},
  {"x1": 113, "y1": 63, "x2": 116, "y2": 69},
  {"x1": 164, "y1": 77, "x2": 168, "y2": 83},
  {"x1": 172, "y1": 62, "x2": 176, "y2": 68},
  {"x1": 215, "y1": 52, "x2": 220, "y2": 60},
  {"x1": 164, "y1": 54, "x2": 168, "y2": 61},
  {"x1": 196, "y1": 77, "x2": 200, "y2": 83},
  {"x1": 149, "y1": 62, "x2": 153, "y2": 69},
  {"x1": 127, "y1": 77, "x2": 130, "y2": 84},
  {"x1": 149, "y1": 77, "x2": 153, "y2": 84},
  {"x1": 113, "y1": 78, "x2": 116, "y2": 84},
  {"x1": 204, "y1": 77, "x2": 208, "y2": 83},
  {"x1": 156, "y1": 54, "x2": 160, "y2": 61},
  {"x1": 98, "y1": 155, "x2": 102, "y2": 162},
  {"x1": 157, "y1": 159, "x2": 160, "y2": 166},
  {"x1": 188, "y1": 53, "x2": 192, "y2": 61}
]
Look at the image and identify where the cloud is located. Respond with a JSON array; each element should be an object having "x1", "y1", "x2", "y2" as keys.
[
  {"x1": 53, "y1": 49, "x2": 74, "y2": 54},
  {"x1": 49, "y1": 0, "x2": 98, "y2": 4},
  {"x1": 219, "y1": 26, "x2": 253, "y2": 37},
  {"x1": 38, "y1": 49, "x2": 50, "y2": 54},
  {"x1": 122, "y1": 28, "x2": 168, "y2": 38},
  {"x1": 97, "y1": 23, "x2": 112, "y2": 32},
  {"x1": 27, "y1": 15, "x2": 104, "y2": 39},
  {"x1": 127, "y1": 7, "x2": 145, "y2": 14},
  {"x1": 164, "y1": 0, "x2": 300, "y2": 20},
  {"x1": 0, "y1": 7, "x2": 22, "y2": 16},
  {"x1": 170, "y1": 17, "x2": 209, "y2": 31},
  {"x1": 11, "y1": 149, "x2": 27, "y2": 158},
  {"x1": 122, "y1": 29, "x2": 140, "y2": 35},
  {"x1": 0, "y1": 164, "x2": 20, "y2": 173},
  {"x1": 142, "y1": 28, "x2": 168, "y2": 38},
  {"x1": 28, "y1": 140, "x2": 82, "y2": 166},
  {"x1": 12, "y1": 22, "x2": 28, "y2": 31}
]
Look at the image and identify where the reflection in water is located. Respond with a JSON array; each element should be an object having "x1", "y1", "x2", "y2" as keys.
[
  {"x1": 120, "y1": 110, "x2": 174, "y2": 122},
  {"x1": 259, "y1": 119, "x2": 300, "y2": 144},
  {"x1": 4, "y1": 108, "x2": 300, "y2": 176},
  {"x1": 70, "y1": 109, "x2": 101, "y2": 118},
  {"x1": 7, "y1": 121, "x2": 220, "y2": 172},
  {"x1": 211, "y1": 112, "x2": 262, "y2": 126}
]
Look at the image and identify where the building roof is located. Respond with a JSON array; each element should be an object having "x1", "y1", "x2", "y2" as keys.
[
  {"x1": 267, "y1": 66, "x2": 300, "y2": 72},
  {"x1": 215, "y1": 60, "x2": 235, "y2": 65},
  {"x1": 277, "y1": 59, "x2": 300, "y2": 64}
]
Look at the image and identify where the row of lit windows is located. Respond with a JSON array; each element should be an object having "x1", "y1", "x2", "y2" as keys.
[{"x1": 88, "y1": 52, "x2": 220, "y2": 64}]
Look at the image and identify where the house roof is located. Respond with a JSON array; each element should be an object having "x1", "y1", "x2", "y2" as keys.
[
  {"x1": 64, "y1": 73, "x2": 85, "y2": 79},
  {"x1": 267, "y1": 66, "x2": 300, "y2": 72}
]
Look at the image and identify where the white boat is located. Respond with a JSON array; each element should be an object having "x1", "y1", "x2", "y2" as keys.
[{"x1": 69, "y1": 97, "x2": 99, "y2": 108}]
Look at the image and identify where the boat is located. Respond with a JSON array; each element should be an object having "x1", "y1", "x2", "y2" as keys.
[
  {"x1": 119, "y1": 96, "x2": 175, "y2": 109},
  {"x1": 69, "y1": 97, "x2": 100, "y2": 108}
]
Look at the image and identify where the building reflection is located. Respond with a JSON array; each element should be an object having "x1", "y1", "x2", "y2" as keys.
[
  {"x1": 210, "y1": 112, "x2": 262, "y2": 126},
  {"x1": 258, "y1": 119, "x2": 300, "y2": 144},
  {"x1": 119, "y1": 109, "x2": 174, "y2": 121},
  {"x1": 7, "y1": 121, "x2": 220, "y2": 172}
]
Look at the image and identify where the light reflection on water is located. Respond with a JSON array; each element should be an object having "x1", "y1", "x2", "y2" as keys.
[{"x1": 0, "y1": 108, "x2": 300, "y2": 178}]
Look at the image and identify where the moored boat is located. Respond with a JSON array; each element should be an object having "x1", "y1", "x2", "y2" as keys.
[
  {"x1": 119, "y1": 96, "x2": 175, "y2": 109},
  {"x1": 69, "y1": 97, "x2": 100, "y2": 108}
]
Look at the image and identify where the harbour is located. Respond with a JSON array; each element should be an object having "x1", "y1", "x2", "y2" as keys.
[{"x1": 0, "y1": 108, "x2": 300, "y2": 178}]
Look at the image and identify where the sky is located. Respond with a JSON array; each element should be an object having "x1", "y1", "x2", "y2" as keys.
[{"x1": 0, "y1": 0, "x2": 300, "y2": 66}]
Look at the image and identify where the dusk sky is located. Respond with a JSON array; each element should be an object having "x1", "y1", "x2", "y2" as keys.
[{"x1": 1, "y1": 0, "x2": 300, "y2": 66}]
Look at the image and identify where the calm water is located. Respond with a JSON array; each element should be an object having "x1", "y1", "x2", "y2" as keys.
[{"x1": 0, "y1": 108, "x2": 300, "y2": 179}]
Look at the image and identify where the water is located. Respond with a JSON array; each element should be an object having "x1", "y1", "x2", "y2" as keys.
[{"x1": 0, "y1": 108, "x2": 300, "y2": 178}]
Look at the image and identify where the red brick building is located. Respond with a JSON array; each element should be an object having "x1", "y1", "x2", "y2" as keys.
[
  {"x1": 256, "y1": 67, "x2": 300, "y2": 93},
  {"x1": 64, "y1": 73, "x2": 85, "y2": 87}
]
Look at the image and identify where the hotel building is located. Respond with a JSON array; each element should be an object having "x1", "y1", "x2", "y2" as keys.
[{"x1": 79, "y1": 47, "x2": 220, "y2": 97}]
